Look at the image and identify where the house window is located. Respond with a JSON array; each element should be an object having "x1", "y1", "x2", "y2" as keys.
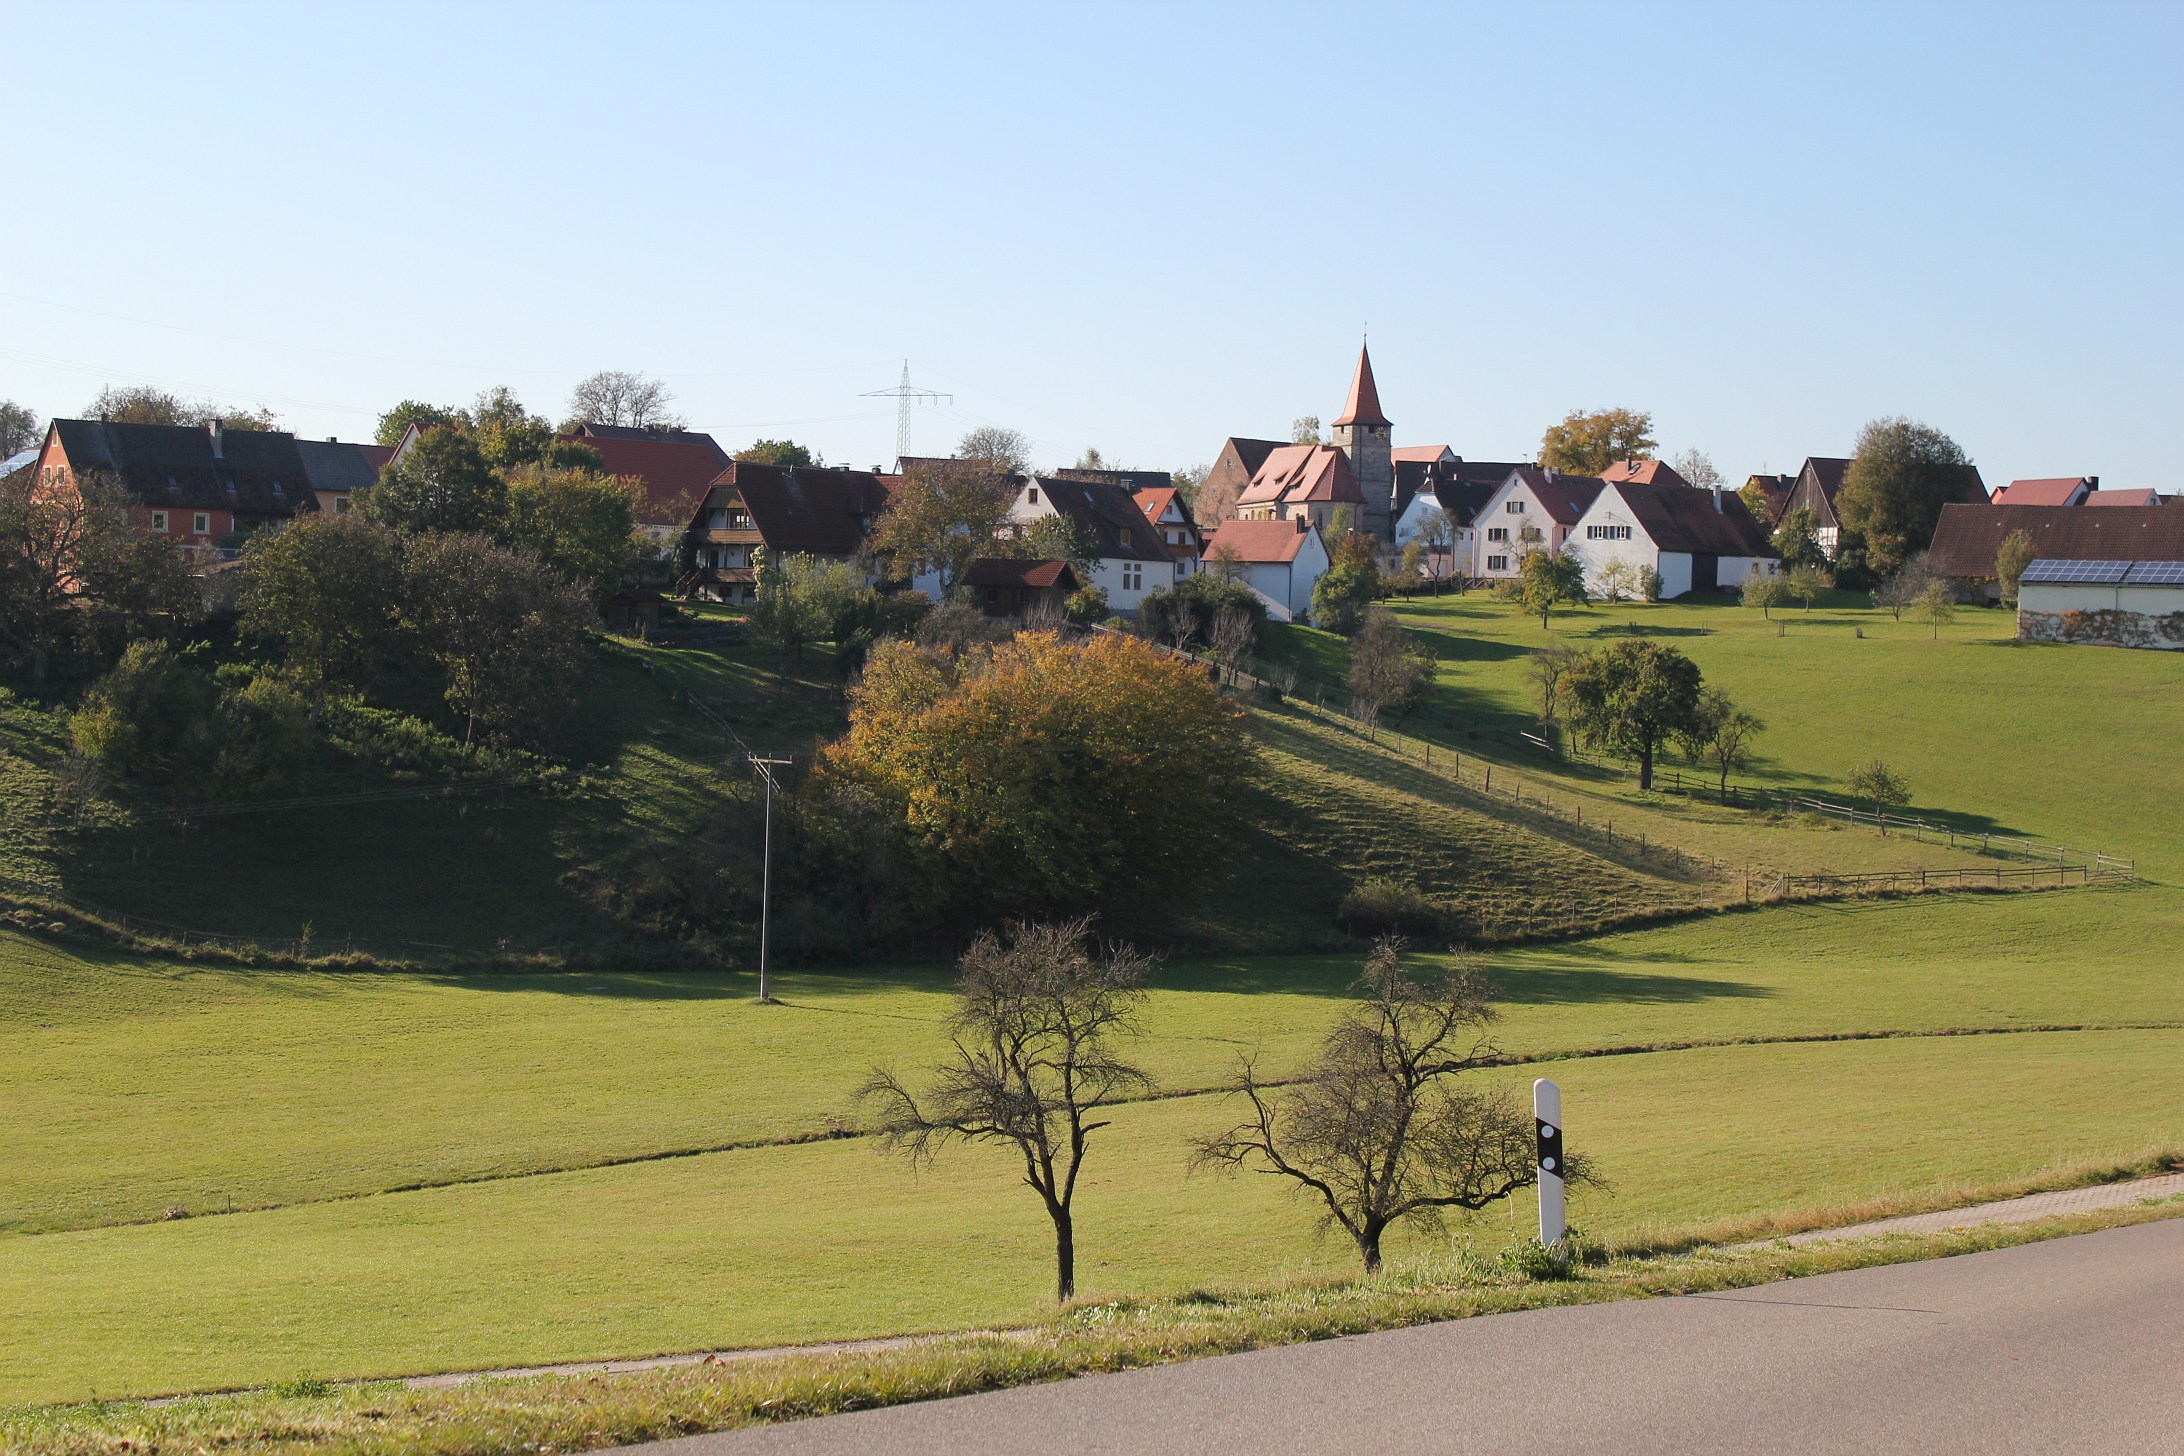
[
  {"x1": 1506, "y1": 500, "x2": 1526, "y2": 513},
  {"x1": 193, "y1": 512, "x2": 211, "y2": 534},
  {"x1": 271, "y1": 481, "x2": 284, "y2": 497},
  {"x1": 1487, "y1": 527, "x2": 1509, "y2": 542},
  {"x1": 334, "y1": 497, "x2": 350, "y2": 514},
  {"x1": 150, "y1": 511, "x2": 169, "y2": 532},
  {"x1": 1123, "y1": 562, "x2": 1142, "y2": 592},
  {"x1": 1027, "y1": 486, "x2": 1039, "y2": 505},
  {"x1": 1586, "y1": 524, "x2": 1634, "y2": 540},
  {"x1": 1487, "y1": 555, "x2": 1509, "y2": 572},
  {"x1": 1119, "y1": 528, "x2": 1131, "y2": 549}
]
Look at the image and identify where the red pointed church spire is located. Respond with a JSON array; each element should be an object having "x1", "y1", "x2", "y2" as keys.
[{"x1": 1331, "y1": 341, "x2": 1390, "y2": 429}]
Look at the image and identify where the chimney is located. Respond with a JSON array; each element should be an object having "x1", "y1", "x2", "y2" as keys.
[
  {"x1": 1295, "y1": 515, "x2": 1307, "y2": 534},
  {"x1": 1713, "y1": 483, "x2": 1724, "y2": 512},
  {"x1": 2087, "y1": 475, "x2": 2099, "y2": 489},
  {"x1": 209, "y1": 419, "x2": 225, "y2": 459}
]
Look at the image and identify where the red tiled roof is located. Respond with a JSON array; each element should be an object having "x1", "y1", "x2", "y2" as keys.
[
  {"x1": 1205, "y1": 517, "x2": 1316, "y2": 564},
  {"x1": 358, "y1": 443, "x2": 395, "y2": 471},
  {"x1": 1391, "y1": 444, "x2": 1454, "y2": 465},
  {"x1": 1599, "y1": 458, "x2": 1691, "y2": 489},
  {"x1": 1239, "y1": 444, "x2": 1361, "y2": 507},
  {"x1": 1331, "y1": 343, "x2": 1390, "y2": 429},
  {"x1": 965, "y1": 558, "x2": 1078, "y2": 590},
  {"x1": 1992, "y1": 477, "x2": 2091, "y2": 507},
  {"x1": 583, "y1": 434, "x2": 733, "y2": 524},
  {"x1": 2086, "y1": 489, "x2": 2161, "y2": 507},
  {"x1": 1927, "y1": 504, "x2": 2184, "y2": 578},
  {"x1": 1133, "y1": 486, "x2": 1179, "y2": 524}
]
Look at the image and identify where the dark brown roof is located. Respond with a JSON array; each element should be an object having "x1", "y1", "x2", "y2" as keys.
[
  {"x1": 573, "y1": 423, "x2": 727, "y2": 451},
  {"x1": 1051, "y1": 466, "x2": 1173, "y2": 493},
  {"x1": 691, "y1": 462, "x2": 890, "y2": 556},
  {"x1": 1608, "y1": 481, "x2": 1777, "y2": 558},
  {"x1": 48, "y1": 418, "x2": 310, "y2": 518},
  {"x1": 582, "y1": 432, "x2": 732, "y2": 525},
  {"x1": 1417, "y1": 478, "x2": 1500, "y2": 528},
  {"x1": 965, "y1": 558, "x2": 1079, "y2": 590},
  {"x1": 1218, "y1": 438, "x2": 1284, "y2": 477},
  {"x1": 1743, "y1": 474, "x2": 1795, "y2": 524},
  {"x1": 1032, "y1": 475, "x2": 1174, "y2": 564},
  {"x1": 1927, "y1": 504, "x2": 2184, "y2": 579},
  {"x1": 1331, "y1": 343, "x2": 1390, "y2": 428},
  {"x1": 1509, "y1": 466, "x2": 1606, "y2": 525},
  {"x1": 1801, "y1": 456, "x2": 1854, "y2": 500},
  {"x1": 294, "y1": 438, "x2": 386, "y2": 496}
]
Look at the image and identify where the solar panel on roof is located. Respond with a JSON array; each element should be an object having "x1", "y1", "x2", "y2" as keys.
[
  {"x1": 2021, "y1": 558, "x2": 2131, "y2": 584},
  {"x1": 2124, "y1": 560, "x2": 2184, "y2": 585}
]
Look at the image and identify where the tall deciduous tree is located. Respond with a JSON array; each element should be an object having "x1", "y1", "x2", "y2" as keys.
[
  {"x1": 564, "y1": 370, "x2": 683, "y2": 430},
  {"x1": 1291, "y1": 416, "x2": 1324, "y2": 445},
  {"x1": 1677, "y1": 687, "x2": 1764, "y2": 801},
  {"x1": 1346, "y1": 606, "x2": 1428, "y2": 726},
  {"x1": 504, "y1": 465, "x2": 641, "y2": 597},
  {"x1": 0, "y1": 400, "x2": 41, "y2": 457},
  {"x1": 237, "y1": 513, "x2": 409, "y2": 693},
  {"x1": 374, "y1": 399, "x2": 471, "y2": 448},
  {"x1": 1518, "y1": 548, "x2": 1588, "y2": 629},
  {"x1": 0, "y1": 472, "x2": 197, "y2": 682},
  {"x1": 1670, "y1": 448, "x2": 1724, "y2": 493},
  {"x1": 735, "y1": 438, "x2": 820, "y2": 467},
  {"x1": 956, "y1": 426, "x2": 1033, "y2": 476},
  {"x1": 364, "y1": 429, "x2": 507, "y2": 536},
  {"x1": 1556, "y1": 639, "x2": 1704, "y2": 790},
  {"x1": 401, "y1": 532, "x2": 595, "y2": 746},
  {"x1": 1540, "y1": 407, "x2": 1656, "y2": 474},
  {"x1": 1770, "y1": 506, "x2": 1827, "y2": 570},
  {"x1": 867, "y1": 463, "x2": 1015, "y2": 597},
  {"x1": 1836, "y1": 417, "x2": 1975, "y2": 575},
  {"x1": 1194, "y1": 940, "x2": 1580, "y2": 1275},
  {"x1": 83, "y1": 385, "x2": 277, "y2": 430},
  {"x1": 864, "y1": 919, "x2": 1154, "y2": 1302},
  {"x1": 818, "y1": 631, "x2": 1250, "y2": 917}
]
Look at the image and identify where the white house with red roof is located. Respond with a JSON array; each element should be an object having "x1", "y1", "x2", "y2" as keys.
[
  {"x1": 1202, "y1": 517, "x2": 1330, "y2": 622},
  {"x1": 1470, "y1": 467, "x2": 1608, "y2": 580},
  {"x1": 1565, "y1": 479, "x2": 1779, "y2": 598},
  {"x1": 1132, "y1": 485, "x2": 1204, "y2": 571},
  {"x1": 1009, "y1": 475, "x2": 1181, "y2": 611},
  {"x1": 1992, "y1": 476, "x2": 2095, "y2": 508}
]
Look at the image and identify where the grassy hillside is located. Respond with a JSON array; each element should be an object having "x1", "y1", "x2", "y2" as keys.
[{"x1": 1, "y1": 886, "x2": 2179, "y2": 1401}]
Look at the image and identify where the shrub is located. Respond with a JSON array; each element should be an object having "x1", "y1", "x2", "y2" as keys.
[
  {"x1": 1065, "y1": 584, "x2": 1110, "y2": 624},
  {"x1": 1311, "y1": 562, "x2": 1378, "y2": 636},
  {"x1": 915, "y1": 601, "x2": 1011, "y2": 652},
  {"x1": 69, "y1": 643, "x2": 218, "y2": 782},
  {"x1": 1337, "y1": 877, "x2": 1446, "y2": 937},
  {"x1": 211, "y1": 674, "x2": 315, "y2": 799}
]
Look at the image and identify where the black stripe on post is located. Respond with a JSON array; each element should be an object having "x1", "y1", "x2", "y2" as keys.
[{"x1": 1536, "y1": 1119, "x2": 1563, "y2": 1176}]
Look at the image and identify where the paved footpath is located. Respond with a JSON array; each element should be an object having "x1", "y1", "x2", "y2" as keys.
[
  {"x1": 607, "y1": 1219, "x2": 2184, "y2": 1455},
  {"x1": 1770, "y1": 1171, "x2": 2184, "y2": 1246}
]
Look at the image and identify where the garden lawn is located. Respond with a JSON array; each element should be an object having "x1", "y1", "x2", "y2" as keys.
[{"x1": 1, "y1": 1024, "x2": 2177, "y2": 1405}]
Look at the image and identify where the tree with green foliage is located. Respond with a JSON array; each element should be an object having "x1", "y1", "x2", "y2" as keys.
[
  {"x1": 1556, "y1": 639, "x2": 1704, "y2": 790},
  {"x1": 1914, "y1": 578, "x2": 1957, "y2": 639},
  {"x1": 504, "y1": 465, "x2": 642, "y2": 597},
  {"x1": 1170, "y1": 463, "x2": 1209, "y2": 508},
  {"x1": 819, "y1": 630, "x2": 1250, "y2": 918},
  {"x1": 1291, "y1": 416, "x2": 1324, "y2": 445},
  {"x1": 735, "y1": 438, "x2": 820, "y2": 467},
  {"x1": 68, "y1": 641, "x2": 218, "y2": 781},
  {"x1": 1518, "y1": 548, "x2": 1588, "y2": 629},
  {"x1": 1009, "y1": 513, "x2": 1099, "y2": 582},
  {"x1": 84, "y1": 385, "x2": 278, "y2": 430},
  {"x1": 237, "y1": 513, "x2": 409, "y2": 694},
  {"x1": 1846, "y1": 758, "x2": 1911, "y2": 829},
  {"x1": 1787, "y1": 562, "x2": 1829, "y2": 611},
  {"x1": 1540, "y1": 407, "x2": 1656, "y2": 474},
  {"x1": 0, "y1": 400, "x2": 41, "y2": 457},
  {"x1": 1311, "y1": 559, "x2": 1378, "y2": 635},
  {"x1": 401, "y1": 532, "x2": 596, "y2": 747},
  {"x1": 363, "y1": 429, "x2": 507, "y2": 536},
  {"x1": 1073, "y1": 446, "x2": 1109, "y2": 470},
  {"x1": 748, "y1": 551, "x2": 868, "y2": 660},
  {"x1": 208, "y1": 673, "x2": 316, "y2": 799},
  {"x1": 0, "y1": 471, "x2": 197, "y2": 682},
  {"x1": 1346, "y1": 606, "x2": 1429, "y2": 726},
  {"x1": 1770, "y1": 506, "x2": 1828, "y2": 571},
  {"x1": 868, "y1": 463, "x2": 1016, "y2": 598},
  {"x1": 1194, "y1": 940, "x2": 1578, "y2": 1276},
  {"x1": 863, "y1": 918, "x2": 1154, "y2": 1302},
  {"x1": 1995, "y1": 529, "x2": 2036, "y2": 608},
  {"x1": 1836, "y1": 417, "x2": 1975, "y2": 575},
  {"x1": 1677, "y1": 687, "x2": 1764, "y2": 801},
  {"x1": 373, "y1": 399, "x2": 471, "y2": 449},
  {"x1": 1741, "y1": 565, "x2": 1786, "y2": 619}
]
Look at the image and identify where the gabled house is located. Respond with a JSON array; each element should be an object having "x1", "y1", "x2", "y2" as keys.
[
  {"x1": 1777, "y1": 454, "x2": 1988, "y2": 557},
  {"x1": 1202, "y1": 517, "x2": 1330, "y2": 622},
  {"x1": 1741, "y1": 473, "x2": 1796, "y2": 526},
  {"x1": 1234, "y1": 443, "x2": 1363, "y2": 529},
  {"x1": 293, "y1": 437, "x2": 391, "y2": 516},
  {"x1": 1199, "y1": 436, "x2": 1285, "y2": 525},
  {"x1": 565, "y1": 426, "x2": 731, "y2": 540},
  {"x1": 1393, "y1": 470, "x2": 1501, "y2": 578},
  {"x1": 1011, "y1": 475, "x2": 1178, "y2": 611},
  {"x1": 1470, "y1": 467, "x2": 1606, "y2": 580},
  {"x1": 1992, "y1": 476, "x2": 2096, "y2": 508},
  {"x1": 680, "y1": 462, "x2": 890, "y2": 603},
  {"x1": 31, "y1": 417, "x2": 313, "y2": 556},
  {"x1": 1051, "y1": 465, "x2": 1174, "y2": 494},
  {"x1": 1133, "y1": 485, "x2": 1204, "y2": 569},
  {"x1": 2087, "y1": 488, "x2": 2163, "y2": 507},
  {"x1": 1566, "y1": 480, "x2": 1779, "y2": 598},
  {"x1": 1927, "y1": 503, "x2": 2184, "y2": 602},
  {"x1": 964, "y1": 558, "x2": 1081, "y2": 620}
]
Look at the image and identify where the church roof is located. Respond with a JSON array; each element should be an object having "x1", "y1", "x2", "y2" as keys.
[
  {"x1": 1331, "y1": 343, "x2": 1390, "y2": 429},
  {"x1": 1239, "y1": 444, "x2": 1362, "y2": 507}
]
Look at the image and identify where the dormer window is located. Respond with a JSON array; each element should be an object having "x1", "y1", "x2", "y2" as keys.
[
  {"x1": 271, "y1": 481, "x2": 285, "y2": 497},
  {"x1": 166, "y1": 475, "x2": 180, "y2": 493},
  {"x1": 1119, "y1": 528, "x2": 1131, "y2": 548},
  {"x1": 225, "y1": 478, "x2": 238, "y2": 495}
]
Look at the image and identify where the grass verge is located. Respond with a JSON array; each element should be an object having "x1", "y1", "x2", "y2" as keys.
[{"x1": 8, "y1": 1199, "x2": 2178, "y2": 1456}]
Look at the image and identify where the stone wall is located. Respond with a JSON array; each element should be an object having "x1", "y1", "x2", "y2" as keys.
[{"x1": 2017, "y1": 607, "x2": 2184, "y2": 650}]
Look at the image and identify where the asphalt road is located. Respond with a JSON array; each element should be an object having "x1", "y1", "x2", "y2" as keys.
[{"x1": 613, "y1": 1218, "x2": 2184, "y2": 1455}]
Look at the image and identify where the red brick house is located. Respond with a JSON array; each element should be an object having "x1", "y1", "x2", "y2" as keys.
[{"x1": 30, "y1": 417, "x2": 313, "y2": 557}]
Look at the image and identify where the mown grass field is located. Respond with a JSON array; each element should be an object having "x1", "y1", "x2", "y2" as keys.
[{"x1": 2, "y1": 588, "x2": 2179, "y2": 1409}]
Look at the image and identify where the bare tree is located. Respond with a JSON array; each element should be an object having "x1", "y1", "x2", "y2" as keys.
[
  {"x1": 1669, "y1": 448, "x2": 1724, "y2": 494},
  {"x1": 863, "y1": 920, "x2": 1155, "y2": 1301},
  {"x1": 957, "y1": 425, "x2": 1033, "y2": 476},
  {"x1": 565, "y1": 370, "x2": 684, "y2": 430},
  {"x1": 1194, "y1": 940, "x2": 1583, "y2": 1275},
  {"x1": 1523, "y1": 643, "x2": 1579, "y2": 724},
  {"x1": 1164, "y1": 594, "x2": 1203, "y2": 655},
  {"x1": 1209, "y1": 605, "x2": 1256, "y2": 678},
  {"x1": 1871, "y1": 552, "x2": 1937, "y2": 621},
  {"x1": 1346, "y1": 606, "x2": 1427, "y2": 726}
]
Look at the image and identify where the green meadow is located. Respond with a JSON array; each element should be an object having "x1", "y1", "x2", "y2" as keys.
[{"x1": 1, "y1": 588, "x2": 2180, "y2": 1405}]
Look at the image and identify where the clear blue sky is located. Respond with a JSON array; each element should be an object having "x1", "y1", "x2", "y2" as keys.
[{"x1": 6, "y1": 2, "x2": 2179, "y2": 485}]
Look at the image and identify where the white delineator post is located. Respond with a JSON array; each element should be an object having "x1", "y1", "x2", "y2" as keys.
[{"x1": 1535, "y1": 1078, "x2": 1566, "y2": 1247}]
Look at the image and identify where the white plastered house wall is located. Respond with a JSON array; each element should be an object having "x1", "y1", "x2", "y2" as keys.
[
  {"x1": 1009, "y1": 480, "x2": 1178, "y2": 613},
  {"x1": 1471, "y1": 474, "x2": 1554, "y2": 580},
  {"x1": 1565, "y1": 484, "x2": 1780, "y2": 600},
  {"x1": 1394, "y1": 490, "x2": 1474, "y2": 579},
  {"x1": 1238, "y1": 526, "x2": 1331, "y2": 622}
]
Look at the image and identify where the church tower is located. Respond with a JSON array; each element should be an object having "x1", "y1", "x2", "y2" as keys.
[{"x1": 1330, "y1": 342, "x2": 1394, "y2": 540}]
